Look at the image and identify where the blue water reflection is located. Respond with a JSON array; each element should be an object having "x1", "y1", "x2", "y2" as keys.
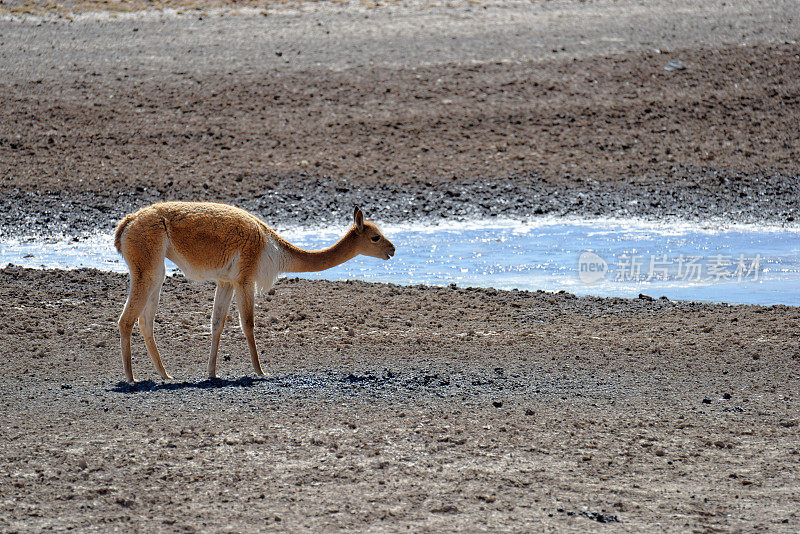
[
  {"x1": 288, "y1": 220, "x2": 800, "y2": 305},
  {"x1": 2, "y1": 219, "x2": 799, "y2": 306}
]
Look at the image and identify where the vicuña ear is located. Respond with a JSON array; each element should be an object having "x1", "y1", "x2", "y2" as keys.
[{"x1": 353, "y1": 206, "x2": 364, "y2": 232}]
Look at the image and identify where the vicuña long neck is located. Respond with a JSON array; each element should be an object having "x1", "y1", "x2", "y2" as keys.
[{"x1": 280, "y1": 230, "x2": 359, "y2": 273}]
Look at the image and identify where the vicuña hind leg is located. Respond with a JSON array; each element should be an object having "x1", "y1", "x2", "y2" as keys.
[
  {"x1": 208, "y1": 281, "x2": 235, "y2": 378},
  {"x1": 139, "y1": 265, "x2": 172, "y2": 380},
  {"x1": 236, "y1": 281, "x2": 264, "y2": 376},
  {"x1": 119, "y1": 273, "x2": 159, "y2": 383}
]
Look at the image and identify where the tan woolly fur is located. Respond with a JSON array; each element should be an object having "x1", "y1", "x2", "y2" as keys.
[{"x1": 114, "y1": 201, "x2": 395, "y2": 382}]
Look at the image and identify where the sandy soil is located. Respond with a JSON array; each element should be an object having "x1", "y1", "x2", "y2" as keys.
[
  {"x1": 1, "y1": 266, "x2": 799, "y2": 532},
  {"x1": 1, "y1": 0, "x2": 799, "y2": 532},
  {"x1": 1, "y1": 1, "x2": 799, "y2": 234}
]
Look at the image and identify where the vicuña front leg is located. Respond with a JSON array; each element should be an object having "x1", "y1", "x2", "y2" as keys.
[
  {"x1": 208, "y1": 281, "x2": 235, "y2": 378},
  {"x1": 236, "y1": 281, "x2": 264, "y2": 376}
]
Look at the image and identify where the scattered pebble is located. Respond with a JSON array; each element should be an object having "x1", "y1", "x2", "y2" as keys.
[
  {"x1": 431, "y1": 505, "x2": 459, "y2": 514},
  {"x1": 579, "y1": 510, "x2": 620, "y2": 523},
  {"x1": 664, "y1": 60, "x2": 687, "y2": 71}
]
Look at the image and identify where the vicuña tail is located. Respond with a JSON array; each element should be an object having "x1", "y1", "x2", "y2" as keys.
[{"x1": 114, "y1": 213, "x2": 136, "y2": 254}]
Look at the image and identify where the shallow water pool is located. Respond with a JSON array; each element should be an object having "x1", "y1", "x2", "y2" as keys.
[{"x1": 3, "y1": 218, "x2": 799, "y2": 306}]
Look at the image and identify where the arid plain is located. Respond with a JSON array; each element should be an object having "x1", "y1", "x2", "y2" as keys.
[{"x1": 1, "y1": 1, "x2": 799, "y2": 531}]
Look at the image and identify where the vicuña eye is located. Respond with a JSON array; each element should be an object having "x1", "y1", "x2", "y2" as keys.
[{"x1": 371, "y1": 236, "x2": 380, "y2": 242}]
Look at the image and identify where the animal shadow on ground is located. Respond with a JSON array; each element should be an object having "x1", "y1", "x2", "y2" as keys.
[{"x1": 109, "y1": 376, "x2": 269, "y2": 394}]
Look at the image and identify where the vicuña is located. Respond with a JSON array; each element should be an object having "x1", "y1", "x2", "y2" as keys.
[{"x1": 114, "y1": 201, "x2": 395, "y2": 383}]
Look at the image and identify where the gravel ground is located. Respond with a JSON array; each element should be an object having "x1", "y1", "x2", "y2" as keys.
[
  {"x1": 1, "y1": 267, "x2": 799, "y2": 532},
  {"x1": 1, "y1": 0, "x2": 799, "y2": 235}
]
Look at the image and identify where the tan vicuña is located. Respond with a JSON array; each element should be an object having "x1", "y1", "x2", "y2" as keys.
[{"x1": 115, "y1": 201, "x2": 395, "y2": 383}]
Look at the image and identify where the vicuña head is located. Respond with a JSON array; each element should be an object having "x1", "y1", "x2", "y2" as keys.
[{"x1": 114, "y1": 201, "x2": 395, "y2": 383}]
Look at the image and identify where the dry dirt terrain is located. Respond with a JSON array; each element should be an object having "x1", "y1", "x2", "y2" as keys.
[
  {"x1": 1, "y1": 267, "x2": 799, "y2": 532},
  {"x1": 1, "y1": 0, "x2": 799, "y2": 234},
  {"x1": 1, "y1": 0, "x2": 799, "y2": 532}
]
